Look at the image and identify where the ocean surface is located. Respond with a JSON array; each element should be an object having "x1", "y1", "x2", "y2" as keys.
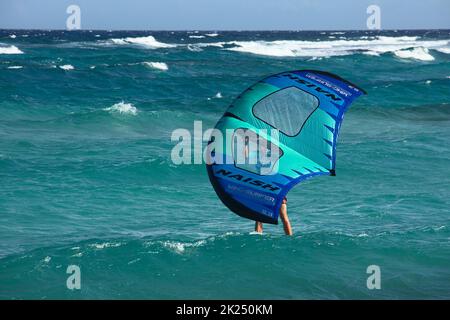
[{"x1": 0, "y1": 29, "x2": 449, "y2": 299}]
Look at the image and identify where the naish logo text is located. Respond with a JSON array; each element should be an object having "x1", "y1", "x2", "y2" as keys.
[
  {"x1": 215, "y1": 169, "x2": 280, "y2": 192},
  {"x1": 282, "y1": 73, "x2": 343, "y2": 103}
]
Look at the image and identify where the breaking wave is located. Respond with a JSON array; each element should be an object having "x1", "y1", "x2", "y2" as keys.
[
  {"x1": 104, "y1": 102, "x2": 138, "y2": 115},
  {"x1": 394, "y1": 47, "x2": 435, "y2": 61},
  {"x1": 110, "y1": 35, "x2": 176, "y2": 49},
  {"x1": 0, "y1": 44, "x2": 23, "y2": 54},
  {"x1": 194, "y1": 36, "x2": 450, "y2": 58},
  {"x1": 143, "y1": 61, "x2": 169, "y2": 71}
]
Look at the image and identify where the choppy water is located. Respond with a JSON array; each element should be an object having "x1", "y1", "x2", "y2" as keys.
[{"x1": 0, "y1": 29, "x2": 449, "y2": 299}]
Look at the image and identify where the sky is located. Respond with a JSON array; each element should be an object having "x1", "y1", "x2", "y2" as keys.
[{"x1": 0, "y1": 0, "x2": 449, "y2": 30}]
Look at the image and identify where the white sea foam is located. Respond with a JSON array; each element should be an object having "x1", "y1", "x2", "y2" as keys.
[
  {"x1": 71, "y1": 252, "x2": 83, "y2": 258},
  {"x1": 110, "y1": 35, "x2": 176, "y2": 48},
  {"x1": 105, "y1": 34, "x2": 449, "y2": 59},
  {"x1": 9, "y1": 34, "x2": 17, "y2": 39},
  {"x1": 195, "y1": 36, "x2": 449, "y2": 58},
  {"x1": 214, "y1": 92, "x2": 222, "y2": 98},
  {"x1": 0, "y1": 45, "x2": 23, "y2": 54},
  {"x1": 308, "y1": 56, "x2": 326, "y2": 61},
  {"x1": 7, "y1": 66, "x2": 23, "y2": 69},
  {"x1": 90, "y1": 242, "x2": 122, "y2": 249},
  {"x1": 394, "y1": 47, "x2": 435, "y2": 61},
  {"x1": 104, "y1": 102, "x2": 138, "y2": 115},
  {"x1": 187, "y1": 44, "x2": 203, "y2": 52},
  {"x1": 143, "y1": 61, "x2": 168, "y2": 71},
  {"x1": 59, "y1": 64, "x2": 74, "y2": 70},
  {"x1": 162, "y1": 240, "x2": 206, "y2": 254},
  {"x1": 363, "y1": 51, "x2": 381, "y2": 56},
  {"x1": 436, "y1": 47, "x2": 450, "y2": 54}
]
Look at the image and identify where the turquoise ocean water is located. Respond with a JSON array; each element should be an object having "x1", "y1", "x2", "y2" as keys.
[{"x1": 0, "y1": 30, "x2": 449, "y2": 299}]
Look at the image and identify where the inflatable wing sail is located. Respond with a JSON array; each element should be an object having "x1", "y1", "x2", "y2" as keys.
[{"x1": 206, "y1": 70, "x2": 366, "y2": 224}]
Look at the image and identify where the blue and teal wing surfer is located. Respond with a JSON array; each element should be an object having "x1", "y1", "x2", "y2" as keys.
[{"x1": 206, "y1": 70, "x2": 366, "y2": 224}]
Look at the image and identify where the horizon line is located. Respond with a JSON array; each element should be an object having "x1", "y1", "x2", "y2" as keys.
[{"x1": 1, "y1": 28, "x2": 450, "y2": 32}]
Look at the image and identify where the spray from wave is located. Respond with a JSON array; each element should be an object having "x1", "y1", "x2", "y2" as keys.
[{"x1": 104, "y1": 102, "x2": 138, "y2": 115}]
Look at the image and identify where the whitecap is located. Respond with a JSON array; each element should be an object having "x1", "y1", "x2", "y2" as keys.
[
  {"x1": 436, "y1": 47, "x2": 450, "y2": 54},
  {"x1": 71, "y1": 252, "x2": 83, "y2": 258},
  {"x1": 197, "y1": 36, "x2": 450, "y2": 58},
  {"x1": 7, "y1": 66, "x2": 23, "y2": 69},
  {"x1": 357, "y1": 233, "x2": 369, "y2": 237},
  {"x1": 308, "y1": 56, "x2": 325, "y2": 61},
  {"x1": 90, "y1": 242, "x2": 122, "y2": 249},
  {"x1": 189, "y1": 35, "x2": 205, "y2": 39},
  {"x1": 162, "y1": 240, "x2": 206, "y2": 254},
  {"x1": 0, "y1": 45, "x2": 23, "y2": 54},
  {"x1": 104, "y1": 101, "x2": 138, "y2": 115},
  {"x1": 394, "y1": 47, "x2": 434, "y2": 61},
  {"x1": 205, "y1": 33, "x2": 219, "y2": 37},
  {"x1": 59, "y1": 64, "x2": 75, "y2": 70},
  {"x1": 214, "y1": 92, "x2": 222, "y2": 98},
  {"x1": 143, "y1": 61, "x2": 168, "y2": 71},
  {"x1": 187, "y1": 44, "x2": 203, "y2": 52},
  {"x1": 363, "y1": 51, "x2": 381, "y2": 56},
  {"x1": 110, "y1": 35, "x2": 175, "y2": 49}
]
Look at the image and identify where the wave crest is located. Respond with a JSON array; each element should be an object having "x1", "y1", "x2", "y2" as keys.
[
  {"x1": 0, "y1": 45, "x2": 23, "y2": 54},
  {"x1": 104, "y1": 102, "x2": 138, "y2": 115},
  {"x1": 394, "y1": 47, "x2": 435, "y2": 61},
  {"x1": 197, "y1": 36, "x2": 449, "y2": 58},
  {"x1": 143, "y1": 61, "x2": 168, "y2": 71},
  {"x1": 110, "y1": 35, "x2": 176, "y2": 49}
]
